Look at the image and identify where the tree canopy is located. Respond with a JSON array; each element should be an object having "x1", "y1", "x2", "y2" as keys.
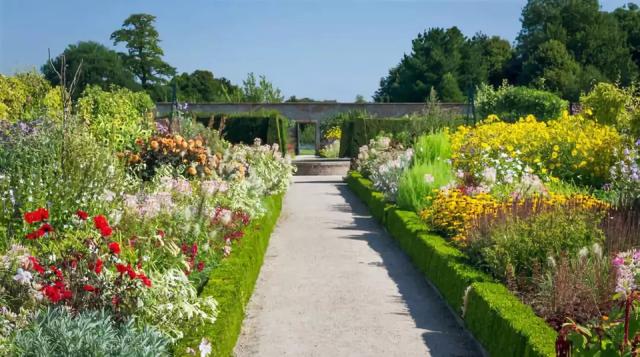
[
  {"x1": 376, "y1": 0, "x2": 640, "y2": 102},
  {"x1": 42, "y1": 41, "x2": 140, "y2": 98},
  {"x1": 110, "y1": 14, "x2": 176, "y2": 90}
]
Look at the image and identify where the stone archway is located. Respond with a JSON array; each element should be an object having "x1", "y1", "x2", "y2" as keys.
[{"x1": 295, "y1": 120, "x2": 321, "y2": 156}]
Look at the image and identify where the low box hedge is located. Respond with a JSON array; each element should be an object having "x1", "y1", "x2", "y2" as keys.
[
  {"x1": 176, "y1": 193, "x2": 283, "y2": 357},
  {"x1": 345, "y1": 171, "x2": 557, "y2": 356}
]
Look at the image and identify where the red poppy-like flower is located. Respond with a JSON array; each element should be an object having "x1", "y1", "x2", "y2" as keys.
[
  {"x1": 50, "y1": 266, "x2": 63, "y2": 279},
  {"x1": 116, "y1": 263, "x2": 128, "y2": 274},
  {"x1": 99, "y1": 225, "x2": 113, "y2": 237},
  {"x1": 93, "y1": 215, "x2": 109, "y2": 229},
  {"x1": 137, "y1": 273, "x2": 152, "y2": 287},
  {"x1": 112, "y1": 295, "x2": 120, "y2": 306},
  {"x1": 156, "y1": 230, "x2": 165, "y2": 238},
  {"x1": 70, "y1": 260, "x2": 78, "y2": 270},
  {"x1": 25, "y1": 230, "x2": 43, "y2": 240},
  {"x1": 42, "y1": 283, "x2": 72, "y2": 303},
  {"x1": 94, "y1": 258, "x2": 103, "y2": 274},
  {"x1": 40, "y1": 223, "x2": 53, "y2": 234},
  {"x1": 196, "y1": 261, "x2": 205, "y2": 272},
  {"x1": 126, "y1": 266, "x2": 137, "y2": 279},
  {"x1": 24, "y1": 208, "x2": 49, "y2": 224},
  {"x1": 108, "y1": 242, "x2": 120, "y2": 255},
  {"x1": 83, "y1": 284, "x2": 97, "y2": 292},
  {"x1": 76, "y1": 210, "x2": 89, "y2": 220},
  {"x1": 28, "y1": 256, "x2": 45, "y2": 274}
]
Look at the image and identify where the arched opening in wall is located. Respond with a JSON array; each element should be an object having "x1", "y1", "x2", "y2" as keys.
[{"x1": 295, "y1": 121, "x2": 319, "y2": 156}]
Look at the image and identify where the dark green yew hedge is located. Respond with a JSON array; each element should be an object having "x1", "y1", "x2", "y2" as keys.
[
  {"x1": 194, "y1": 111, "x2": 289, "y2": 154},
  {"x1": 345, "y1": 172, "x2": 556, "y2": 357},
  {"x1": 176, "y1": 193, "x2": 283, "y2": 357}
]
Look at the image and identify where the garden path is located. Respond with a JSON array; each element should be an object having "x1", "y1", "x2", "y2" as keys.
[{"x1": 234, "y1": 176, "x2": 481, "y2": 357}]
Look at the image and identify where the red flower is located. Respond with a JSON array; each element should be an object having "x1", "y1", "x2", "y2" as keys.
[
  {"x1": 108, "y1": 242, "x2": 120, "y2": 255},
  {"x1": 93, "y1": 215, "x2": 109, "y2": 229},
  {"x1": 28, "y1": 256, "x2": 45, "y2": 274},
  {"x1": 116, "y1": 263, "x2": 128, "y2": 274},
  {"x1": 196, "y1": 261, "x2": 205, "y2": 272},
  {"x1": 40, "y1": 223, "x2": 53, "y2": 234},
  {"x1": 42, "y1": 283, "x2": 72, "y2": 303},
  {"x1": 138, "y1": 273, "x2": 152, "y2": 287},
  {"x1": 156, "y1": 230, "x2": 165, "y2": 238},
  {"x1": 83, "y1": 284, "x2": 97, "y2": 292},
  {"x1": 25, "y1": 230, "x2": 43, "y2": 240},
  {"x1": 94, "y1": 258, "x2": 103, "y2": 274},
  {"x1": 50, "y1": 266, "x2": 63, "y2": 279},
  {"x1": 126, "y1": 266, "x2": 137, "y2": 279},
  {"x1": 24, "y1": 208, "x2": 49, "y2": 224},
  {"x1": 99, "y1": 225, "x2": 113, "y2": 237},
  {"x1": 76, "y1": 210, "x2": 89, "y2": 220}
]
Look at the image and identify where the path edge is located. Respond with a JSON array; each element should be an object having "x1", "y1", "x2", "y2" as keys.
[
  {"x1": 345, "y1": 171, "x2": 557, "y2": 357},
  {"x1": 175, "y1": 193, "x2": 284, "y2": 357}
]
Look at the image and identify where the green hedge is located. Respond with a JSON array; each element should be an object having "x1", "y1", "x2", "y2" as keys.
[
  {"x1": 339, "y1": 117, "x2": 457, "y2": 158},
  {"x1": 475, "y1": 84, "x2": 568, "y2": 122},
  {"x1": 176, "y1": 193, "x2": 283, "y2": 357},
  {"x1": 345, "y1": 172, "x2": 556, "y2": 356},
  {"x1": 194, "y1": 111, "x2": 289, "y2": 154}
]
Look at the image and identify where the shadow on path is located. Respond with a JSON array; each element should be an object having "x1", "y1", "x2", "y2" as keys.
[{"x1": 333, "y1": 184, "x2": 482, "y2": 357}]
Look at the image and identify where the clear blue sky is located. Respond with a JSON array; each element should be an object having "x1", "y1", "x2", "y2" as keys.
[{"x1": 0, "y1": 0, "x2": 632, "y2": 101}]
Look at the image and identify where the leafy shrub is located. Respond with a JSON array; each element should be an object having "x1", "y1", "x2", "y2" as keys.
[
  {"x1": 140, "y1": 269, "x2": 217, "y2": 341},
  {"x1": 580, "y1": 82, "x2": 640, "y2": 136},
  {"x1": 0, "y1": 119, "x2": 127, "y2": 238},
  {"x1": 13, "y1": 308, "x2": 170, "y2": 357},
  {"x1": 451, "y1": 113, "x2": 623, "y2": 186},
  {"x1": 76, "y1": 85, "x2": 154, "y2": 151},
  {"x1": 0, "y1": 72, "x2": 53, "y2": 123},
  {"x1": 475, "y1": 82, "x2": 568, "y2": 122},
  {"x1": 396, "y1": 160, "x2": 454, "y2": 212},
  {"x1": 466, "y1": 205, "x2": 605, "y2": 282},
  {"x1": 412, "y1": 131, "x2": 452, "y2": 165}
]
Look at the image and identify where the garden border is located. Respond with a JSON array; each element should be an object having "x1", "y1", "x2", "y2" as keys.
[
  {"x1": 345, "y1": 171, "x2": 557, "y2": 357},
  {"x1": 175, "y1": 193, "x2": 283, "y2": 357}
]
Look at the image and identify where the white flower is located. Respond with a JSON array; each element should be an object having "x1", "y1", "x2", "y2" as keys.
[
  {"x1": 219, "y1": 210, "x2": 232, "y2": 226},
  {"x1": 578, "y1": 247, "x2": 589, "y2": 259},
  {"x1": 482, "y1": 167, "x2": 497, "y2": 184},
  {"x1": 13, "y1": 268, "x2": 32, "y2": 285},
  {"x1": 199, "y1": 338, "x2": 212, "y2": 357},
  {"x1": 424, "y1": 173, "x2": 435, "y2": 184}
]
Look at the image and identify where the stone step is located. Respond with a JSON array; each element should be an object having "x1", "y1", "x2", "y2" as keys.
[{"x1": 292, "y1": 157, "x2": 351, "y2": 176}]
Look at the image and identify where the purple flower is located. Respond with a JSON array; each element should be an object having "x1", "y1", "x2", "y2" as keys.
[{"x1": 613, "y1": 255, "x2": 625, "y2": 266}]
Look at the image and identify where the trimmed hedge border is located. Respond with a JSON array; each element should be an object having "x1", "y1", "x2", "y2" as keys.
[
  {"x1": 345, "y1": 172, "x2": 557, "y2": 357},
  {"x1": 176, "y1": 193, "x2": 283, "y2": 357}
]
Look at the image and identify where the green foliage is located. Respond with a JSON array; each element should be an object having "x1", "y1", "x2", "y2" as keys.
[
  {"x1": 521, "y1": 40, "x2": 582, "y2": 100},
  {"x1": 580, "y1": 82, "x2": 640, "y2": 135},
  {"x1": 466, "y1": 207, "x2": 605, "y2": 281},
  {"x1": 42, "y1": 41, "x2": 141, "y2": 99},
  {"x1": 110, "y1": 14, "x2": 176, "y2": 90},
  {"x1": 13, "y1": 308, "x2": 170, "y2": 357},
  {"x1": 0, "y1": 72, "x2": 53, "y2": 122},
  {"x1": 175, "y1": 194, "x2": 282, "y2": 357},
  {"x1": 412, "y1": 131, "x2": 452, "y2": 165},
  {"x1": 0, "y1": 119, "x2": 127, "y2": 240},
  {"x1": 475, "y1": 82, "x2": 568, "y2": 121},
  {"x1": 139, "y1": 269, "x2": 217, "y2": 342},
  {"x1": 76, "y1": 85, "x2": 154, "y2": 151},
  {"x1": 396, "y1": 160, "x2": 454, "y2": 212},
  {"x1": 465, "y1": 282, "x2": 557, "y2": 357},
  {"x1": 374, "y1": 27, "x2": 513, "y2": 102},
  {"x1": 319, "y1": 140, "x2": 340, "y2": 158},
  {"x1": 339, "y1": 115, "x2": 460, "y2": 158},
  {"x1": 224, "y1": 73, "x2": 284, "y2": 103},
  {"x1": 517, "y1": 0, "x2": 638, "y2": 89},
  {"x1": 210, "y1": 111, "x2": 288, "y2": 154},
  {"x1": 614, "y1": 3, "x2": 640, "y2": 71},
  {"x1": 171, "y1": 70, "x2": 240, "y2": 103}
]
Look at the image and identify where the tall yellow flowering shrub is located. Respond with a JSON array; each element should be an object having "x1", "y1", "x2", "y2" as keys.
[
  {"x1": 422, "y1": 188, "x2": 607, "y2": 244},
  {"x1": 451, "y1": 113, "x2": 623, "y2": 186}
]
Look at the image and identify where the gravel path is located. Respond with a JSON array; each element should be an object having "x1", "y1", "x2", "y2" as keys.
[{"x1": 234, "y1": 176, "x2": 482, "y2": 357}]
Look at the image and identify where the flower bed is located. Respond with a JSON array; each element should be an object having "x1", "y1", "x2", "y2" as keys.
[
  {"x1": 346, "y1": 172, "x2": 557, "y2": 356},
  {"x1": 350, "y1": 104, "x2": 640, "y2": 355},
  {"x1": 0, "y1": 86, "x2": 294, "y2": 356}
]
